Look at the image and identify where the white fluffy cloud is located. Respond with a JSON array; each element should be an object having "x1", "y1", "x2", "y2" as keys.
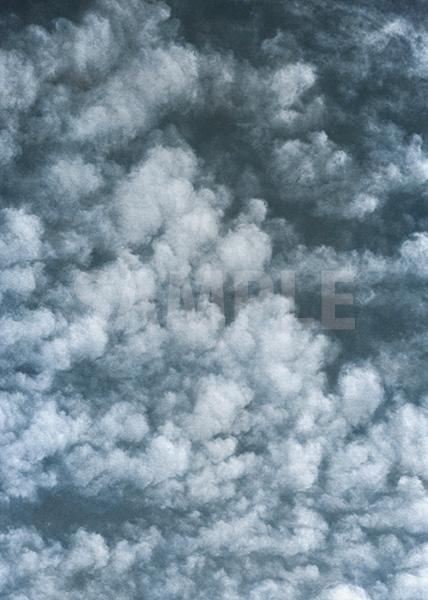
[{"x1": 0, "y1": 0, "x2": 427, "y2": 598}]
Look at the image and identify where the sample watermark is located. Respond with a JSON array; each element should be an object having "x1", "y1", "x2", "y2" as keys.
[
  {"x1": 167, "y1": 269, "x2": 355, "y2": 330},
  {"x1": 75, "y1": 268, "x2": 356, "y2": 331}
]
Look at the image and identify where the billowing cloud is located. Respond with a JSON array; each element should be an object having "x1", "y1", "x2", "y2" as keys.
[{"x1": 0, "y1": 0, "x2": 427, "y2": 598}]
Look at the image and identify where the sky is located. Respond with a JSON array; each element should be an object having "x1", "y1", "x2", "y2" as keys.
[{"x1": 0, "y1": 0, "x2": 428, "y2": 598}]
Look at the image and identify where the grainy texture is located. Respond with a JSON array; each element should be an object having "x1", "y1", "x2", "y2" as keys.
[{"x1": 0, "y1": 1, "x2": 427, "y2": 598}]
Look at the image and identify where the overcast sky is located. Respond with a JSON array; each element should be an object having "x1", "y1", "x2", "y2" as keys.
[{"x1": 0, "y1": 0, "x2": 428, "y2": 598}]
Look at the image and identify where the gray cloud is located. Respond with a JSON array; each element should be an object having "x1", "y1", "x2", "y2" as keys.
[{"x1": 0, "y1": 0, "x2": 427, "y2": 598}]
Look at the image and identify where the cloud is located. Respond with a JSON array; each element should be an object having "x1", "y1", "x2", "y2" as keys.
[{"x1": 0, "y1": 0, "x2": 427, "y2": 598}]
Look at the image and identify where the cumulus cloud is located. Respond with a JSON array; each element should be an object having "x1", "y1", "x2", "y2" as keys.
[{"x1": 0, "y1": 0, "x2": 427, "y2": 598}]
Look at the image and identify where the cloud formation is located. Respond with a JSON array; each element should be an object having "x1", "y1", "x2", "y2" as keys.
[{"x1": 0, "y1": 0, "x2": 427, "y2": 598}]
